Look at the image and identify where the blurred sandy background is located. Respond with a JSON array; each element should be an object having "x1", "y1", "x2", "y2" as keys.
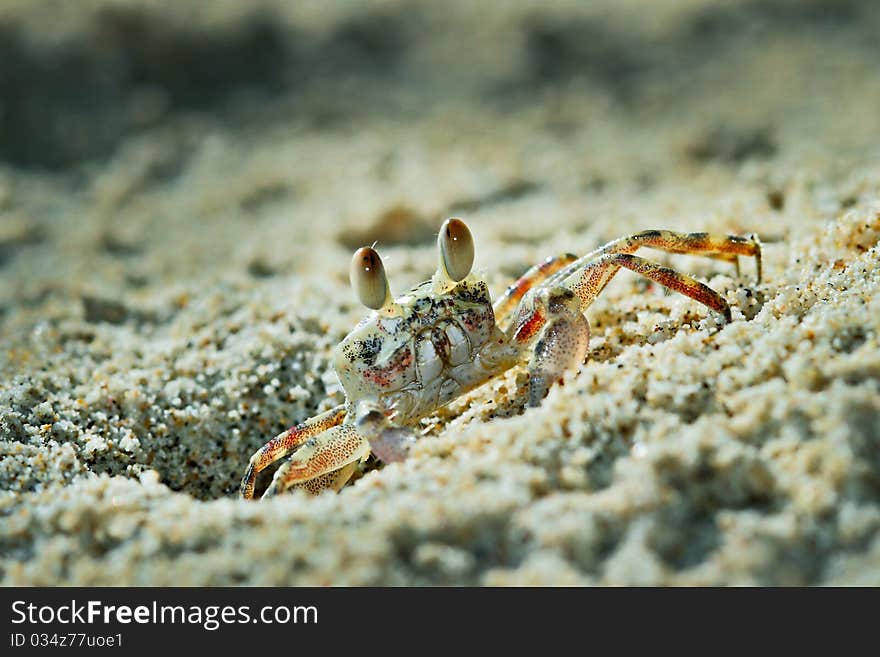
[{"x1": 1, "y1": 0, "x2": 878, "y2": 584}]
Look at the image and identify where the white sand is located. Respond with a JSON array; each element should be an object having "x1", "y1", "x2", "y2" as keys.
[{"x1": 1, "y1": 0, "x2": 878, "y2": 585}]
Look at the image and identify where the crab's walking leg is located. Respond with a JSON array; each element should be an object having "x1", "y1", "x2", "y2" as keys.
[
  {"x1": 561, "y1": 252, "x2": 733, "y2": 321},
  {"x1": 262, "y1": 424, "x2": 371, "y2": 498},
  {"x1": 240, "y1": 404, "x2": 346, "y2": 499},
  {"x1": 509, "y1": 249, "x2": 740, "y2": 405},
  {"x1": 549, "y1": 230, "x2": 762, "y2": 287},
  {"x1": 493, "y1": 253, "x2": 578, "y2": 330}
]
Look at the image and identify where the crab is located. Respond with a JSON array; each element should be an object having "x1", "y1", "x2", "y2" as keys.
[{"x1": 240, "y1": 218, "x2": 761, "y2": 499}]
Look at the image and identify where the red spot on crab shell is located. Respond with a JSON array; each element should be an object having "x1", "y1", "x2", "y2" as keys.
[
  {"x1": 363, "y1": 346, "x2": 414, "y2": 388},
  {"x1": 461, "y1": 307, "x2": 490, "y2": 331},
  {"x1": 364, "y1": 370, "x2": 391, "y2": 387}
]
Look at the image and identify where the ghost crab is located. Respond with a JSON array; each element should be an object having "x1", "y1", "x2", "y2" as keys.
[{"x1": 241, "y1": 218, "x2": 761, "y2": 499}]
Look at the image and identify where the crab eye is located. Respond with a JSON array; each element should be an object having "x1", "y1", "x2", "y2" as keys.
[
  {"x1": 350, "y1": 246, "x2": 391, "y2": 310},
  {"x1": 439, "y1": 218, "x2": 474, "y2": 282}
]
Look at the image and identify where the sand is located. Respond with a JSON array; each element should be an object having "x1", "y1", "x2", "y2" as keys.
[{"x1": 1, "y1": 0, "x2": 879, "y2": 585}]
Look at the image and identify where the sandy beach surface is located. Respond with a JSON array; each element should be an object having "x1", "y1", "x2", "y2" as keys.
[{"x1": 1, "y1": 0, "x2": 879, "y2": 585}]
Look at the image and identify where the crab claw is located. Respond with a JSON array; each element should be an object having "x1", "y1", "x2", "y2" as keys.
[{"x1": 370, "y1": 427, "x2": 417, "y2": 463}]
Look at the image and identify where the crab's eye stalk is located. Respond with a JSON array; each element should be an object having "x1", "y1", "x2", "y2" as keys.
[
  {"x1": 350, "y1": 246, "x2": 391, "y2": 310},
  {"x1": 438, "y1": 218, "x2": 474, "y2": 282}
]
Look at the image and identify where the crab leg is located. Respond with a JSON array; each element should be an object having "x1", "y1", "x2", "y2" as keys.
[
  {"x1": 547, "y1": 229, "x2": 762, "y2": 287},
  {"x1": 508, "y1": 232, "x2": 759, "y2": 404},
  {"x1": 560, "y1": 252, "x2": 734, "y2": 321},
  {"x1": 493, "y1": 253, "x2": 578, "y2": 330},
  {"x1": 262, "y1": 424, "x2": 371, "y2": 498},
  {"x1": 240, "y1": 404, "x2": 346, "y2": 499}
]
